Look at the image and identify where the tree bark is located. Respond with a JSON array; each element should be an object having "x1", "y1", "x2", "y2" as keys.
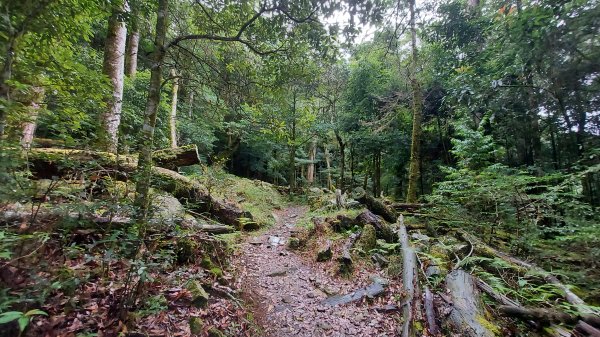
[
  {"x1": 353, "y1": 188, "x2": 398, "y2": 223},
  {"x1": 99, "y1": 1, "x2": 128, "y2": 154},
  {"x1": 398, "y1": 216, "x2": 419, "y2": 337},
  {"x1": 134, "y1": 0, "x2": 168, "y2": 221},
  {"x1": 335, "y1": 131, "x2": 345, "y2": 191},
  {"x1": 153, "y1": 144, "x2": 200, "y2": 170},
  {"x1": 406, "y1": 0, "x2": 423, "y2": 203},
  {"x1": 325, "y1": 145, "x2": 333, "y2": 190},
  {"x1": 354, "y1": 210, "x2": 396, "y2": 242},
  {"x1": 424, "y1": 287, "x2": 440, "y2": 335},
  {"x1": 445, "y1": 270, "x2": 495, "y2": 337},
  {"x1": 169, "y1": 69, "x2": 179, "y2": 148},
  {"x1": 20, "y1": 86, "x2": 45, "y2": 149},
  {"x1": 338, "y1": 230, "x2": 362, "y2": 274},
  {"x1": 307, "y1": 139, "x2": 316, "y2": 185}
]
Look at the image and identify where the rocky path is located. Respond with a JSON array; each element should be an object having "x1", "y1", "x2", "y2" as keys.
[{"x1": 233, "y1": 206, "x2": 400, "y2": 337}]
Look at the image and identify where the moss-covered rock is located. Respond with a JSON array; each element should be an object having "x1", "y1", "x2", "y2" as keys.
[
  {"x1": 201, "y1": 256, "x2": 213, "y2": 269},
  {"x1": 186, "y1": 281, "x2": 209, "y2": 308},
  {"x1": 288, "y1": 237, "x2": 301, "y2": 249},
  {"x1": 189, "y1": 317, "x2": 203, "y2": 335},
  {"x1": 356, "y1": 224, "x2": 377, "y2": 253}
]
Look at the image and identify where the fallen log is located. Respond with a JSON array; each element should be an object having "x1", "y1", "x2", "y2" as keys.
[
  {"x1": 354, "y1": 210, "x2": 396, "y2": 242},
  {"x1": 152, "y1": 144, "x2": 200, "y2": 170},
  {"x1": 458, "y1": 231, "x2": 597, "y2": 317},
  {"x1": 26, "y1": 149, "x2": 250, "y2": 227},
  {"x1": 391, "y1": 203, "x2": 425, "y2": 213},
  {"x1": 424, "y1": 287, "x2": 440, "y2": 335},
  {"x1": 325, "y1": 214, "x2": 354, "y2": 232},
  {"x1": 352, "y1": 188, "x2": 397, "y2": 223},
  {"x1": 323, "y1": 277, "x2": 388, "y2": 306},
  {"x1": 398, "y1": 215, "x2": 420, "y2": 337},
  {"x1": 574, "y1": 321, "x2": 600, "y2": 337},
  {"x1": 445, "y1": 270, "x2": 496, "y2": 337},
  {"x1": 338, "y1": 230, "x2": 362, "y2": 274},
  {"x1": 499, "y1": 305, "x2": 577, "y2": 325}
]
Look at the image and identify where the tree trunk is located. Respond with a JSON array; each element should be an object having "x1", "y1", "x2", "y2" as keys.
[
  {"x1": 307, "y1": 139, "x2": 317, "y2": 185},
  {"x1": 406, "y1": 0, "x2": 423, "y2": 203},
  {"x1": 335, "y1": 131, "x2": 345, "y2": 191},
  {"x1": 325, "y1": 145, "x2": 332, "y2": 190},
  {"x1": 153, "y1": 144, "x2": 200, "y2": 169},
  {"x1": 188, "y1": 90, "x2": 194, "y2": 118},
  {"x1": 99, "y1": 1, "x2": 128, "y2": 153},
  {"x1": 398, "y1": 216, "x2": 419, "y2": 337},
  {"x1": 373, "y1": 150, "x2": 381, "y2": 197},
  {"x1": 288, "y1": 146, "x2": 296, "y2": 189},
  {"x1": 0, "y1": 35, "x2": 19, "y2": 137},
  {"x1": 445, "y1": 270, "x2": 496, "y2": 337},
  {"x1": 353, "y1": 188, "x2": 398, "y2": 223},
  {"x1": 169, "y1": 69, "x2": 179, "y2": 148},
  {"x1": 20, "y1": 87, "x2": 45, "y2": 149},
  {"x1": 134, "y1": 0, "x2": 168, "y2": 221},
  {"x1": 125, "y1": 30, "x2": 140, "y2": 78}
]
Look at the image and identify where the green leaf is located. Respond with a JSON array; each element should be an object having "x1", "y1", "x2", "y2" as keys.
[
  {"x1": 0, "y1": 311, "x2": 23, "y2": 324},
  {"x1": 25, "y1": 309, "x2": 47, "y2": 317},
  {"x1": 17, "y1": 316, "x2": 29, "y2": 332}
]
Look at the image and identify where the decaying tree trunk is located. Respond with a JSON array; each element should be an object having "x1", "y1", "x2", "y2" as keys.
[
  {"x1": 20, "y1": 86, "x2": 45, "y2": 149},
  {"x1": 353, "y1": 187, "x2": 397, "y2": 223},
  {"x1": 445, "y1": 270, "x2": 496, "y2": 337},
  {"x1": 398, "y1": 215, "x2": 419, "y2": 337},
  {"x1": 338, "y1": 230, "x2": 362, "y2": 274},
  {"x1": 424, "y1": 287, "x2": 440, "y2": 335},
  {"x1": 26, "y1": 148, "x2": 249, "y2": 227},
  {"x1": 194, "y1": 224, "x2": 234, "y2": 234},
  {"x1": 152, "y1": 144, "x2": 200, "y2": 170},
  {"x1": 574, "y1": 321, "x2": 600, "y2": 337},
  {"x1": 99, "y1": 0, "x2": 128, "y2": 154},
  {"x1": 499, "y1": 305, "x2": 577, "y2": 325},
  {"x1": 169, "y1": 69, "x2": 179, "y2": 148},
  {"x1": 354, "y1": 210, "x2": 396, "y2": 242},
  {"x1": 335, "y1": 189, "x2": 345, "y2": 209},
  {"x1": 317, "y1": 239, "x2": 332, "y2": 262},
  {"x1": 391, "y1": 202, "x2": 425, "y2": 214}
]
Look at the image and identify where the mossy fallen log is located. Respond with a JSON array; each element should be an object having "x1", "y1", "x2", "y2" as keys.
[
  {"x1": 152, "y1": 144, "x2": 200, "y2": 170},
  {"x1": 354, "y1": 210, "x2": 396, "y2": 242},
  {"x1": 25, "y1": 148, "x2": 250, "y2": 227},
  {"x1": 445, "y1": 270, "x2": 496, "y2": 337},
  {"x1": 352, "y1": 188, "x2": 397, "y2": 222},
  {"x1": 338, "y1": 230, "x2": 362, "y2": 274}
]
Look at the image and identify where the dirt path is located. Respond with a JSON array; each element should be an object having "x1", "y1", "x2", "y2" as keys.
[{"x1": 233, "y1": 206, "x2": 399, "y2": 337}]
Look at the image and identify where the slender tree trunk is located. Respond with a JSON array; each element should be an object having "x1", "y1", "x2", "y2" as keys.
[
  {"x1": 169, "y1": 69, "x2": 179, "y2": 148},
  {"x1": 99, "y1": 1, "x2": 128, "y2": 153},
  {"x1": 188, "y1": 90, "x2": 194, "y2": 118},
  {"x1": 335, "y1": 131, "x2": 345, "y2": 191},
  {"x1": 134, "y1": 0, "x2": 168, "y2": 220},
  {"x1": 373, "y1": 150, "x2": 381, "y2": 197},
  {"x1": 307, "y1": 139, "x2": 317, "y2": 185},
  {"x1": 20, "y1": 87, "x2": 45, "y2": 149},
  {"x1": 325, "y1": 145, "x2": 332, "y2": 190},
  {"x1": 406, "y1": 0, "x2": 423, "y2": 203},
  {"x1": 350, "y1": 144, "x2": 355, "y2": 190},
  {"x1": 125, "y1": 31, "x2": 139, "y2": 78}
]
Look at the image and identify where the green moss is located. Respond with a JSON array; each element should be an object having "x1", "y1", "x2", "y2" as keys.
[
  {"x1": 201, "y1": 256, "x2": 213, "y2": 269},
  {"x1": 476, "y1": 314, "x2": 501, "y2": 335},
  {"x1": 208, "y1": 327, "x2": 225, "y2": 337},
  {"x1": 186, "y1": 281, "x2": 209, "y2": 308},
  {"x1": 356, "y1": 225, "x2": 377, "y2": 253},
  {"x1": 209, "y1": 267, "x2": 223, "y2": 278},
  {"x1": 189, "y1": 317, "x2": 203, "y2": 335}
]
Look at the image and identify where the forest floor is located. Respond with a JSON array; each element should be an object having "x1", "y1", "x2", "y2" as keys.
[{"x1": 232, "y1": 205, "x2": 401, "y2": 337}]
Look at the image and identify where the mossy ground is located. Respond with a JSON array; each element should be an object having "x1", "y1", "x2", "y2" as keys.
[{"x1": 193, "y1": 166, "x2": 286, "y2": 227}]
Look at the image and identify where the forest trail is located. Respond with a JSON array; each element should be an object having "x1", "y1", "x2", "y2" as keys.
[{"x1": 233, "y1": 206, "x2": 399, "y2": 337}]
